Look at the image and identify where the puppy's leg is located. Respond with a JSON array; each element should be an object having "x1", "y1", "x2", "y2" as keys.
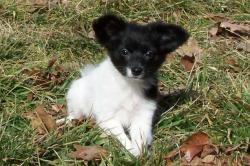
[
  {"x1": 130, "y1": 121, "x2": 153, "y2": 156},
  {"x1": 99, "y1": 119, "x2": 132, "y2": 152},
  {"x1": 130, "y1": 104, "x2": 155, "y2": 156},
  {"x1": 58, "y1": 78, "x2": 92, "y2": 125}
]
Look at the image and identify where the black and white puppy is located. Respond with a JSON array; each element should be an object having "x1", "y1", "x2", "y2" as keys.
[{"x1": 66, "y1": 15, "x2": 189, "y2": 156}]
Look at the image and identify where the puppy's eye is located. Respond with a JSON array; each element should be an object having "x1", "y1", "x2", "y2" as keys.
[
  {"x1": 121, "y1": 49, "x2": 128, "y2": 56},
  {"x1": 145, "y1": 51, "x2": 153, "y2": 59}
]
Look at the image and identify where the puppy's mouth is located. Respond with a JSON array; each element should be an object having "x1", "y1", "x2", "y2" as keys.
[{"x1": 126, "y1": 68, "x2": 144, "y2": 80}]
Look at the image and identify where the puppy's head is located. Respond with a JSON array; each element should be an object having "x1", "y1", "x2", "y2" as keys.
[{"x1": 93, "y1": 14, "x2": 189, "y2": 79}]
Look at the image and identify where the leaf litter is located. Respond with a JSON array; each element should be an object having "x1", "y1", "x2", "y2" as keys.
[
  {"x1": 177, "y1": 38, "x2": 203, "y2": 71},
  {"x1": 22, "y1": 57, "x2": 69, "y2": 88},
  {"x1": 208, "y1": 16, "x2": 250, "y2": 38},
  {"x1": 165, "y1": 131, "x2": 246, "y2": 165},
  {"x1": 68, "y1": 144, "x2": 107, "y2": 161},
  {"x1": 23, "y1": 105, "x2": 56, "y2": 134}
]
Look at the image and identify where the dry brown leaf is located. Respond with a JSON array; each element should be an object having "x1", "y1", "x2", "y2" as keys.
[
  {"x1": 31, "y1": 116, "x2": 46, "y2": 134},
  {"x1": 201, "y1": 155, "x2": 216, "y2": 164},
  {"x1": 165, "y1": 131, "x2": 212, "y2": 162},
  {"x1": 180, "y1": 131, "x2": 211, "y2": 162},
  {"x1": 177, "y1": 38, "x2": 202, "y2": 71},
  {"x1": 68, "y1": 144, "x2": 107, "y2": 161},
  {"x1": 165, "y1": 148, "x2": 179, "y2": 159},
  {"x1": 180, "y1": 55, "x2": 195, "y2": 72},
  {"x1": 220, "y1": 22, "x2": 250, "y2": 36},
  {"x1": 180, "y1": 156, "x2": 203, "y2": 166},
  {"x1": 177, "y1": 38, "x2": 203, "y2": 61},
  {"x1": 165, "y1": 158, "x2": 174, "y2": 166},
  {"x1": 183, "y1": 145, "x2": 203, "y2": 162},
  {"x1": 209, "y1": 27, "x2": 219, "y2": 37},
  {"x1": 201, "y1": 144, "x2": 218, "y2": 158},
  {"x1": 23, "y1": 111, "x2": 45, "y2": 134},
  {"x1": 27, "y1": 92, "x2": 34, "y2": 101},
  {"x1": 51, "y1": 104, "x2": 64, "y2": 113},
  {"x1": 35, "y1": 105, "x2": 56, "y2": 132},
  {"x1": 23, "y1": 59, "x2": 68, "y2": 87},
  {"x1": 184, "y1": 132, "x2": 211, "y2": 146}
]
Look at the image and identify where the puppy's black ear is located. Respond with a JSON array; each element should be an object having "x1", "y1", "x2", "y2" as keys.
[
  {"x1": 149, "y1": 22, "x2": 189, "y2": 54},
  {"x1": 92, "y1": 14, "x2": 126, "y2": 47}
]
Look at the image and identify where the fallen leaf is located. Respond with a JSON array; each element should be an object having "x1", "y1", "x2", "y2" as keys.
[
  {"x1": 23, "y1": 111, "x2": 45, "y2": 134},
  {"x1": 177, "y1": 38, "x2": 203, "y2": 61},
  {"x1": 165, "y1": 148, "x2": 179, "y2": 159},
  {"x1": 165, "y1": 158, "x2": 174, "y2": 166},
  {"x1": 68, "y1": 144, "x2": 107, "y2": 161},
  {"x1": 35, "y1": 105, "x2": 56, "y2": 132},
  {"x1": 181, "y1": 132, "x2": 211, "y2": 162},
  {"x1": 23, "y1": 59, "x2": 68, "y2": 87},
  {"x1": 183, "y1": 145, "x2": 203, "y2": 162},
  {"x1": 209, "y1": 27, "x2": 220, "y2": 37},
  {"x1": 165, "y1": 131, "x2": 212, "y2": 162},
  {"x1": 220, "y1": 22, "x2": 250, "y2": 36},
  {"x1": 177, "y1": 38, "x2": 202, "y2": 71},
  {"x1": 201, "y1": 155, "x2": 216, "y2": 164},
  {"x1": 27, "y1": 92, "x2": 34, "y2": 101},
  {"x1": 31, "y1": 116, "x2": 46, "y2": 134},
  {"x1": 180, "y1": 156, "x2": 202, "y2": 166},
  {"x1": 180, "y1": 55, "x2": 195, "y2": 71},
  {"x1": 51, "y1": 104, "x2": 64, "y2": 113},
  {"x1": 201, "y1": 144, "x2": 218, "y2": 158}
]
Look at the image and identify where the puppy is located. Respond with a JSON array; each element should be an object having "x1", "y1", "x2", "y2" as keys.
[{"x1": 66, "y1": 14, "x2": 189, "y2": 156}]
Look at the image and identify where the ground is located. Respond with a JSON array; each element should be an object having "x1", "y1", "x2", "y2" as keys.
[{"x1": 0, "y1": 0, "x2": 249, "y2": 165}]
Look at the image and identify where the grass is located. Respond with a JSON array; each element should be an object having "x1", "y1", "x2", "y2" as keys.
[{"x1": 0, "y1": 0, "x2": 249, "y2": 165}]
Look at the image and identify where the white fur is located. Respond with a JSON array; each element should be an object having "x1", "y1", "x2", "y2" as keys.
[
  {"x1": 66, "y1": 57, "x2": 156, "y2": 156},
  {"x1": 126, "y1": 67, "x2": 133, "y2": 78}
]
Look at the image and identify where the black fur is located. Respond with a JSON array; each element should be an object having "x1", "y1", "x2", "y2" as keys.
[{"x1": 93, "y1": 14, "x2": 189, "y2": 99}]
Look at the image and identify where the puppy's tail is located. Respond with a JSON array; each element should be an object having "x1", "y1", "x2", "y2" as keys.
[{"x1": 80, "y1": 64, "x2": 95, "y2": 77}]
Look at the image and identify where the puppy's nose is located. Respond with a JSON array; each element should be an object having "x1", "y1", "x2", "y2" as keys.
[{"x1": 131, "y1": 67, "x2": 143, "y2": 76}]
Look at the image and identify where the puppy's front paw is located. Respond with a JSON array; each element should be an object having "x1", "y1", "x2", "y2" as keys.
[
  {"x1": 129, "y1": 146, "x2": 141, "y2": 157},
  {"x1": 146, "y1": 134, "x2": 153, "y2": 146}
]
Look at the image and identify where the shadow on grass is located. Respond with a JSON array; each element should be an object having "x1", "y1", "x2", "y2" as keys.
[{"x1": 153, "y1": 87, "x2": 198, "y2": 126}]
